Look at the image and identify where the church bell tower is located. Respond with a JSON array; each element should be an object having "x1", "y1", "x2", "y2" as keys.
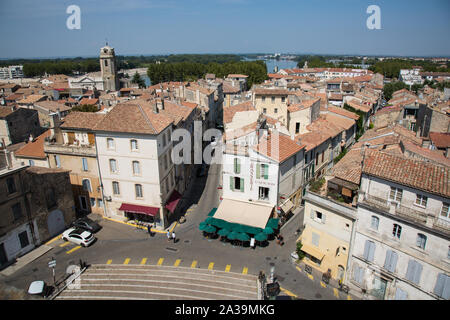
[{"x1": 100, "y1": 43, "x2": 119, "y2": 91}]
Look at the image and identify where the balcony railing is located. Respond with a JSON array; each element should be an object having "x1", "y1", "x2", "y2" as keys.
[{"x1": 44, "y1": 142, "x2": 96, "y2": 157}]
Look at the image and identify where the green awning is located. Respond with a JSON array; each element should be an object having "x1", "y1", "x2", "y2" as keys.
[
  {"x1": 218, "y1": 228, "x2": 231, "y2": 236},
  {"x1": 207, "y1": 208, "x2": 217, "y2": 217},
  {"x1": 266, "y1": 218, "x2": 279, "y2": 229},
  {"x1": 263, "y1": 227, "x2": 274, "y2": 235},
  {"x1": 199, "y1": 222, "x2": 208, "y2": 231},
  {"x1": 204, "y1": 225, "x2": 216, "y2": 233},
  {"x1": 209, "y1": 218, "x2": 228, "y2": 228},
  {"x1": 204, "y1": 217, "x2": 214, "y2": 224},
  {"x1": 254, "y1": 232, "x2": 268, "y2": 241},
  {"x1": 237, "y1": 233, "x2": 250, "y2": 241},
  {"x1": 227, "y1": 231, "x2": 240, "y2": 240}
]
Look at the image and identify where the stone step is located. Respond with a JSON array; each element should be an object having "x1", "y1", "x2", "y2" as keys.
[
  {"x1": 72, "y1": 277, "x2": 257, "y2": 298},
  {"x1": 85, "y1": 268, "x2": 255, "y2": 287},
  {"x1": 55, "y1": 264, "x2": 260, "y2": 300},
  {"x1": 58, "y1": 282, "x2": 256, "y2": 300},
  {"x1": 88, "y1": 264, "x2": 257, "y2": 284}
]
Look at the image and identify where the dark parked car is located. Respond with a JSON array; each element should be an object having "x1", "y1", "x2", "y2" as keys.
[{"x1": 72, "y1": 217, "x2": 101, "y2": 233}]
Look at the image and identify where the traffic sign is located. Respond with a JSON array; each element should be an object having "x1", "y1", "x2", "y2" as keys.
[{"x1": 48, "y1": 260, "x2": 56, "y2": 268}]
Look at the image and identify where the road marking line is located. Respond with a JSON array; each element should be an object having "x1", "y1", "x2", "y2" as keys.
[
  {"x1": 106, "y1": 259, "x2": 112, "y2": 265},
  {"x1": 208, "y1": 262, "x2": 214, "y2": 270},
  {"x1": 123, "y1": 258, "x2": 130, "y2": 265},
  {"x1": 174, "y1": 259, "x2": 181, "y2": 267},
  {"x1": 170, "y1": 222, "x2": 178, "y2": 233},
  {"x1": 157, "y1": 258, "x2": 164, "y2": 266},
  {"x1": 280, "y1": 287, "x2": 298, "y2": 299},
  {"x1": 45, "y1": 235, "x2": 62, "y2": 245},
  {"x1": 295, "y1": 266, "x2": 302, "y2": 273},
  {"x1": 307, "y1": 274, "x2": 314, "y2": 281},
  {"x1": 59, "y1": 242, "x2": 71, "y2": 247},
  {"x1": 225, "y1": 264, "x2": 231, "y2": 272},
  {"x1": 66, "y1": 246, "x2": 81, "y2": 254},
  {"x1": 347, "y1": 295, "x2": 352, "y2": 300},
  {"x1": 140, "y1": 258, "x2": 147, "y2": 265},
  {"x1": 333, "y1": 288, "x2": 340, "y2": 298},
  {"x1": 242, "y1": 267, "x2": 248, "y2": 275},
  {"x1": 320, "y1": 281, "x2": 327, "y2": 288},
  {"x1": 191, "y1": 260, "x2": 197, "y2": 268}
]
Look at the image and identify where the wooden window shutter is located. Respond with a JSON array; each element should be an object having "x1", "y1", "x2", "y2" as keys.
[
  {"x1": 256, "y1": 164, "x2": 261, "y2": 179},
  {"x1": 263, "y1": 164, "x2": 268, "y2": 180},
  {"x1": 88, "y1": 133, "x2": 95, "y2": 146},
  {"x1": 230, "y1": 176, "x2": 234, "y2": 191},
  {"x1": 239, "y1": 178, "x2": 244, "y2": 192}
]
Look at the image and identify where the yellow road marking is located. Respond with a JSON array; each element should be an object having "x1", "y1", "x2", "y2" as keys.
[
  {"x1": 170, "y1": 222, "x2": 178, "y2": 233},
  {"x1": 280, "y1": 287, "x2": 298, "y2": 299},
  {"x1": 174, "y1": 259, "x2": 181, "y2": 267},
  {"x1": 123, "y1": 258, "x2": 130, "y2": 265},
  {"x1": 66, "y1": 246, "x2": 81, "y2": 254},
  {"x1": 46, "y1": 235, "x2": 62, "y2": 245},
  {"x1": 59, "y1": 242, "x2": 71, "y2": 247},
  {"x1": 191, "y1": 260, "x2": 197, "y2": 268},
  {"x1": 106, "y1": 259, "x2": 112, "y2": 265},
  {"x1": 242, "y1": 267, "x2": 248, "y2": 275},
  {"x1": 320, "y1": 281, "x2": 327, "y2": 288},
  {"x1": 333, "y1": 288, "x2": 340, "y2": 298},
  {"x1": 347, "y1": 295, "x2": 352, "y2": 300},
  {"x1": 225, "y1": 264, "x2": 231, "y2": 272},
  {"x1": 157, "y1": 258, "x2": 164, "y2": 266},
  {"x1": 307, "y1": 274, "x2": 314, "y2": 281},
  {"x1": 208, "y1": 262, "x2": 214, "y2": 270},
  {"x1": 295, "y1": 266, "x2": 302, "y2": 273},
  {"x1": 140, "y1": 258, "x2": 147, "y2": 265}
]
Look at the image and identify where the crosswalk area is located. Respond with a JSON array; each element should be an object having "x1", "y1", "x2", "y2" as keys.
[{"x1": 101, "y1": 257, "x2": 252, "y2": 275}]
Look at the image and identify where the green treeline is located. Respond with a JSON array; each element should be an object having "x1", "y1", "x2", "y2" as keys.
[
  {"x1": 147, "y1": 60, "x2": 268, "y2": 88},
  {"x1": 22, "y1": 58, "x2": 100, "y2": 77},
  {"x1": 369, "y1": 59, "x2": 449, "y2": 79}
]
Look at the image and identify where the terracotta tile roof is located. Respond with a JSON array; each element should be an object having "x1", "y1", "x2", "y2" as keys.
[
  {"x1": 15, "y1": 130, "x2": 50, "y2": 159},
  {"x1": 0, "y1": 106, "x2": 14, "y2": 118},
  {"x1": 329, "y1": 93, "x2": 343, "y2": 100},
  {"x1": 93, "y1": 99, "x2": 195, "y2": 135},
  {"x1": 287, "y1": 98, "x2": 320, "y2": 113},
  {"x1": 296, "y1": 130, "x2": 331, "y2": 151},
  {"x1": 61, "y1": 112, "x2": 106, "y2": 131},
  {"x1": 223, "y1": 121, "x2": 258, "y2": 141},
  {"x1": 323, "y1": 113, "x2": 356, "y2": 131},
  {"x1": 222, "y1": 82, "x2": 241, "y2": 94},
  {"x1": 363, "y1": 150, "x2": 450, "y2": 198},
  {"x1": 223, "y1": 101, "x2": 255, "y2": 124},
  {"x1": 227, "y1": 74, "x2": 248, "y2": 78},
  {"x1": 4, "y1": 93, "x2": 24, "y2": 101},
  {"x1": 17, "y1": 94, "x2": 47, "y2": 104},
  {"x1": 327, "y1": 106, "x2": 360, "y2": 120},
  {"x1": 429, "y1": 132, "x2": 450, "y2": 149},
  {"x1": 400, "y1": 139, "x2": 450, "y2": 167},
  {"x1": 34, "y1": 100, "x2": 71, "y2": 113},
  {"x1": 331, "y1": 148, "x2": 363, "y2": 185},
  {"x1": 253, "y1": 88, "x2": 289, "y2": 96},
  {"x1": 346, "y1": 99, "x2": 372, "y2": 113},
  {"x1": 79, "y1": 98, "x2": 99, "y2": 105},
  {"x1": 253, "y1": 132, "x2": 305, "y2": 163}
]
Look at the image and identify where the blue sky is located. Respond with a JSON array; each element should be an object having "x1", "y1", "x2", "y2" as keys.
[{"x1": 0, "y1": 0, "x2": 449, "y2": 59}]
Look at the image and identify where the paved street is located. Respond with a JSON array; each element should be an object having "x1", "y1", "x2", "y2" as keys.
[{"x1": 1, "y1": 163, "x2": 354, "y2": 300}]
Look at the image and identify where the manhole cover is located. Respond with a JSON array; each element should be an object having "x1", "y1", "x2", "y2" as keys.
[
  {"x1": 315, "y1": 293, "x2": 322, "y2": 299},
  {"x1": 184, "y1": 240, "x2": 191, "y2": 244},
  {"x1": 269, "y1": 262, "x2": 275, "y2": 266},
  {"x1": 165, "y1": 247, "x2": 178, "y2": 252},
  {"x1": 265, "y1": 257, "x2": 271, "y2": 261}
]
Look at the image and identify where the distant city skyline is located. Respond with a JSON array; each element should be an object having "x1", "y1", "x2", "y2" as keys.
[{"x1": 1, "y1": 0, "x2": 449, "y2": 59}]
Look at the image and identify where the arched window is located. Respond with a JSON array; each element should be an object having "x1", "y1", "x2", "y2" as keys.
[
  {"x1": 416, "y1": 233, "x2": 427, "y2": 250},
  {"x1": 109, "y1": 159, "x2": 117, "y2": 172},
  {"x1": 82, "y1": 179, "x2": 92, "y2": 192},
  {"x1": 371, "y1": 216, "x2": 379, "y2": 230},
  {"x1": 135, "y1": 184, "x2": 143, "y2": 198},
  {"x1": 132, "y1": 161, "x2": 140, "y2": 175}
]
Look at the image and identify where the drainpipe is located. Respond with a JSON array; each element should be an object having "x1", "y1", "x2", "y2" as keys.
[{"x1": 93, "y1": 135, "x2": 108, "y2": 217}]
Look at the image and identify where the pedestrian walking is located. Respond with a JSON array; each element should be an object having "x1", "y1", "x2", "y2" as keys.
[
  {"x1": 167, "y1": 231, "x2": 171, "y2": 241},
  {"x1": 147, "y1": 225, "x2": 153, "y2": 237},
  {"x1": 172, "y1": 232, "x2": 176, "y2": 243}
]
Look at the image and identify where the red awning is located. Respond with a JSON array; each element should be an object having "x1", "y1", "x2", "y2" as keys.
[
  {"x1": 165, "y1": 190, "x2": 182, "y2": 214},
  {"x1": 118, "y1": 203, "x2": 159, "y2": 216}
]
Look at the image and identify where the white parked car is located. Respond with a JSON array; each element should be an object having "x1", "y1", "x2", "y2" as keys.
[{"x1": 61, "y1": 228, "x2": 96, "y2": 247}]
